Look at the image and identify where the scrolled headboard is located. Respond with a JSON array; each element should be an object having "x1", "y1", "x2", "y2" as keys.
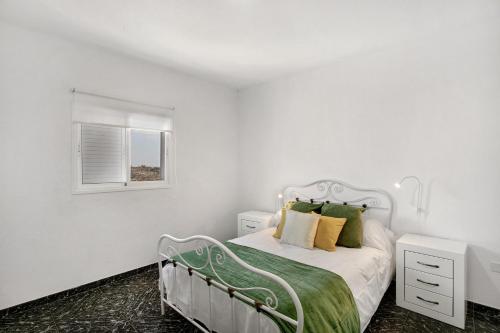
[{"x1": 282, "y1": 179, "x2": 394, "y2": 229}]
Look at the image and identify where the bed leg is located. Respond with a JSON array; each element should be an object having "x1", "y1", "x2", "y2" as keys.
[
  {"x1": 207, "y1": 283, "x2": 212, "y2": 331},
  {"x1": 231, "y1": 296, "x2": 236, "y2": 333},
  {"x1": 160, "y1": 296, "x2": 165, "y2": 315},
  {"x1": 189, "y1": 268, "x2": 193, "y2": 317},
  {"x1": 158, "y1": 261, "x2": 165, "y2": 315},
  {"x1": 257, "y1": 311, "x2": 261, "y2": 333}
]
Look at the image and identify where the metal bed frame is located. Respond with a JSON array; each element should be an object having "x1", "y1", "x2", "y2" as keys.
[{"x1": 157, "y1": 179, "x2": 394, "y2": 333}]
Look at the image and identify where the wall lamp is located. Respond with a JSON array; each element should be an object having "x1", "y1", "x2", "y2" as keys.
[
  {"x1": 276, "y1": 193, "x2": 284, "y2": 211},
  {"x1": 394, "y1": 176, "x2": 424, "y2": 215}
]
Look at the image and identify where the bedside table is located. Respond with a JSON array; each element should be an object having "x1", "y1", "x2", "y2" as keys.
[
  {"x1": 237, "y1": 211, "x2": 274, "y2": 237},
  {"x1": 396, "y1": 233, "x2": 467, "y2": 329}
]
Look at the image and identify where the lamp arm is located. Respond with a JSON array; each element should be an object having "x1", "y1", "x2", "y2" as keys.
[
  {"x1": 398, "y1": 176, "x2": 422, "y2": 187},
  {"x1": 397, "y1": 176, "x2": 424, "y2": 215}
]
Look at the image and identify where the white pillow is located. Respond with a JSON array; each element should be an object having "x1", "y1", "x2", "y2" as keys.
[
  {"x1": 280, "y1": 210, "x2": 320, "y2": 249},
  {"x1": 363, "y1": 218, "x2": 394, "y2": 254}
]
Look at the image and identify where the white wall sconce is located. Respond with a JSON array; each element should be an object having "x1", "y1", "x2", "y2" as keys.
[
  {"x1": 276, "y1": 193, "x2": 283, "y2": 211},
  {"x1": 394, "y1": 176, "x2": 424, "y2": 215}
]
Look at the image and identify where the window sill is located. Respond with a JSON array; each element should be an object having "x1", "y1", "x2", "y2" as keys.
[{"x1": 72, "y1": 183, "x2": 173, "y2": 194}]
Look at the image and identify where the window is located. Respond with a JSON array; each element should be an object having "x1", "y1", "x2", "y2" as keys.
[
  {"x1": 130, "y1": 129, "x2": 164, "y2": 182},
  {"x1": 72, "y1": 91, "x2": 174, "y2": 193}
]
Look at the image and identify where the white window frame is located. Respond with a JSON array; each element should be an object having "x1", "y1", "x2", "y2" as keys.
[{"x1": 72, "y1": 122, "x2": 175, "y2": 194}]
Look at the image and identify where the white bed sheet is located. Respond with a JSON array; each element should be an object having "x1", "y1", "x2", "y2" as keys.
[{"x1": 162, "y1": 228, "x2": 394, "y2": 333}]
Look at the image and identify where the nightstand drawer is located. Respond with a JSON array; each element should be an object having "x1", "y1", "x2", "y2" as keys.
[
  {"x1": 405, "y1": 285, "x2": 453, "y2": 316},
  {"x1": 237, "y1": 211, "x2": 274, "y2": 237},
  {"x1": 405, "y1": 251, "x2": 453, "y2": 278},
  {"x1": 405, "y1": 268, "x2": 453, "y2": 297},
  {"x1": 240, "y1": 220, "x2": 262, "y2": 235}
]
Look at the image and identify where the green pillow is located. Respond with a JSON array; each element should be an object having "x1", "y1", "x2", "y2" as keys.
[
  {"x1": 290, "y1": 201, "x2": 324, "y2": 214},
  {"x1": 321, "y1": 203, "x2": 364, "y2": 248}
]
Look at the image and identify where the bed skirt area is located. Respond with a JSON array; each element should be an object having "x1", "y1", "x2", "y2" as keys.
[{"x1": 163, "y1": 264, "x2": 281, "y2": 333}]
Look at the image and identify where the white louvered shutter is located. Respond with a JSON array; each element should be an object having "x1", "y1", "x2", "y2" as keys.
[{"x1": 81, "y1": 124, "x2": 126, "y2": 184}]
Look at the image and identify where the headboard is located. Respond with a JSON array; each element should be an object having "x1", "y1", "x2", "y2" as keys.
[{"x1": 282, "y1": 179, "x2": 394, "y2": 229}]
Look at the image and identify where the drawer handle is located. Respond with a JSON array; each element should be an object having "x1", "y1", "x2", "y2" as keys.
[
  {"x1": 245, "y1": 225, "x2": 256, "y2": 229},
  {"x1": 417, "y1": 296, "x2": 439, "y2": 305},
  {"x1": 417, "y1": 261, "x2": 440, "y2": 268},
  {"x1": 416, "y1": 278, "x2": 439, "y2": 287}
]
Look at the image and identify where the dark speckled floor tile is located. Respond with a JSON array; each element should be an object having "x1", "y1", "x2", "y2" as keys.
[
  {"x1": 475, "y1": 303, "x2": 500, "y2": 319},
  {"x1": 2, "y1": 269, "x2": 499, "y2": 332},
  {"x1": 97, "y1": 276, "x2": 155, "y2": 316},
  {"x1": 463, "y1": 312, "x2": 476, "y2": 333},
  {"x1": 475, "y1": 312, "x2": 500, "y2": 333},
  {"x1": 128, "y1": 290, "x2": 200, "y2": 333},
  {"x1": 366, "y1": 317, "x2": 406, "y2": 333},
  {"x1": 365, "y1": 291, "x2": 409, "y2": 333},
  {"x1": 0, "y1": 289, "x2": 101, "y2": 333},
  {"x1": 55, "y1": 319, "x2": 134, "y2": 333},
  {"x1": 403, "y1": 311, "x2": 471, "y2": 333},
  {"x1": 57, "y1": 285, "x2": 142, "y2": 331},
  {"x1": 0, "y1": 305, "x2": 58, "y2": 333}
]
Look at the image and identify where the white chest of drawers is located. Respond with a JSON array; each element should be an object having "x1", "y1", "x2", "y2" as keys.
[
  {"x1": 237, "y1": 211, "x2": 274, "y2": 237},
  {"x1": 396, "y1": 233, "x2": 468, "y2": 328}
]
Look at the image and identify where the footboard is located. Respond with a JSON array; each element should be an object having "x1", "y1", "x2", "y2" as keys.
[{"x1": 157, "y1": 234, "x2": 304, "y2": 333}]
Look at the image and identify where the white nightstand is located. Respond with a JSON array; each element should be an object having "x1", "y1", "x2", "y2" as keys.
[
  {"x1": 237, "y1": 211, "x2": 274, "y2": 237},
  {"x1": 396, "y1": 233, "x2": 468, "y2": 329}
]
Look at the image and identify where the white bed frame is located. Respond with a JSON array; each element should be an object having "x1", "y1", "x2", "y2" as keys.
[{"x1": 157, "y1": 179, "x2": 394, "y2": 333}]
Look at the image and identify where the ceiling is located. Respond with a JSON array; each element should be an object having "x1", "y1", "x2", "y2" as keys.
[{"x1": 1, "y1": 0, "x2": 498, "y2": 87}]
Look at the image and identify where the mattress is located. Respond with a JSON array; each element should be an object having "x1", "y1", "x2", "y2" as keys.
[{"x1": 162, "y1": 227, "x2": 394, "y2": 332}]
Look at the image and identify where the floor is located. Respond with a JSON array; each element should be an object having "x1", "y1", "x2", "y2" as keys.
[{"x1": 1, "y1": 266, "x2": 498, "y2": 332}]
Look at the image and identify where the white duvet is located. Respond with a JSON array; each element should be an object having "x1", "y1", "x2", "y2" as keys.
[{"x1": 163, "y1": 226, "x2": 394, "y2": 333}]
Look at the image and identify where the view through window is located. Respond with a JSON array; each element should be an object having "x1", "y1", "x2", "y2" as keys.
[{"x1": 130, "y1": 129, "x2": 164, "y2": 181}]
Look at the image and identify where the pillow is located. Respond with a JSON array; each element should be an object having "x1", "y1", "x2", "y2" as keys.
[
  {"x1": 312, "y1": 213, "x2": 347, "y2": 251},
  {"x1": 273, "y1": 200, "x2": 323, "y2": 238},
  {"x1": 272, "y1": 208, "x2": 287, "y2": 238},
  {"x1": 280, "y1": 210, "x2": 320, "y2": 249},
  {"x1": 321, "y1": 203, "x2": 365, "y2": 248},
  {"x1": 290, "y1": 200, "x2": 323, "y2": 213},
  {"x1": 284, "y1": 200, "x2": 295, "y2": 210},
  {"x1": 363, "y1": 219, "x2": 394, "y2": 254}
]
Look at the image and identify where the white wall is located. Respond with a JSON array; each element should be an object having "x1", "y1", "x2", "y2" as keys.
[
  {"x1": 0, "y1": 21, "x2": 239, "y2": 310},
  {"x1": 2, "y1": 10, "x2": 500, "y2": 312},
  {"x1": 238, "y1": 18, "x2": 500, "y2": 309}
]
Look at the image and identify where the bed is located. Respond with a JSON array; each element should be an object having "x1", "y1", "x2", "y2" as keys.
[{"x1": 157, "y1": 179, "x2": 396, "y2": 333}]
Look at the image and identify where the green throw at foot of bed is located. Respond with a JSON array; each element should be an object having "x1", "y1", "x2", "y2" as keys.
[{"x1": 173, "y1": 242, "x2": 360, "y2": 333}]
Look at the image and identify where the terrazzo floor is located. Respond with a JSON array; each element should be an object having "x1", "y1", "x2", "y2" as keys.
[{"x1": 1, "y1": 266, "x2": 498, "y2": 332}]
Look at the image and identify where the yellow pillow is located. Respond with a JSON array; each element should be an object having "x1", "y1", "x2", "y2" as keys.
[
  {"x1": 273, "y1": 208, "x2": 287, "y2": 239},
  {"x1": 313, "y1": 213, "x2": 347, "y2": 251}
]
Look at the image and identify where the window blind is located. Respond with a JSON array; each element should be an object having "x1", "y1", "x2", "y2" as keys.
[
  {"x1": 81, "y1": 124, "x2": 126, "y2": 184},
  {"x1": 72, "y1": 92, "x2": 173, "y2": 131}
]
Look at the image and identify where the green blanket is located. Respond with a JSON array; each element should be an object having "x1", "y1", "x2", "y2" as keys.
[{"x1": 174, "y1": 242, "x2": 360, "y2": 333}]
